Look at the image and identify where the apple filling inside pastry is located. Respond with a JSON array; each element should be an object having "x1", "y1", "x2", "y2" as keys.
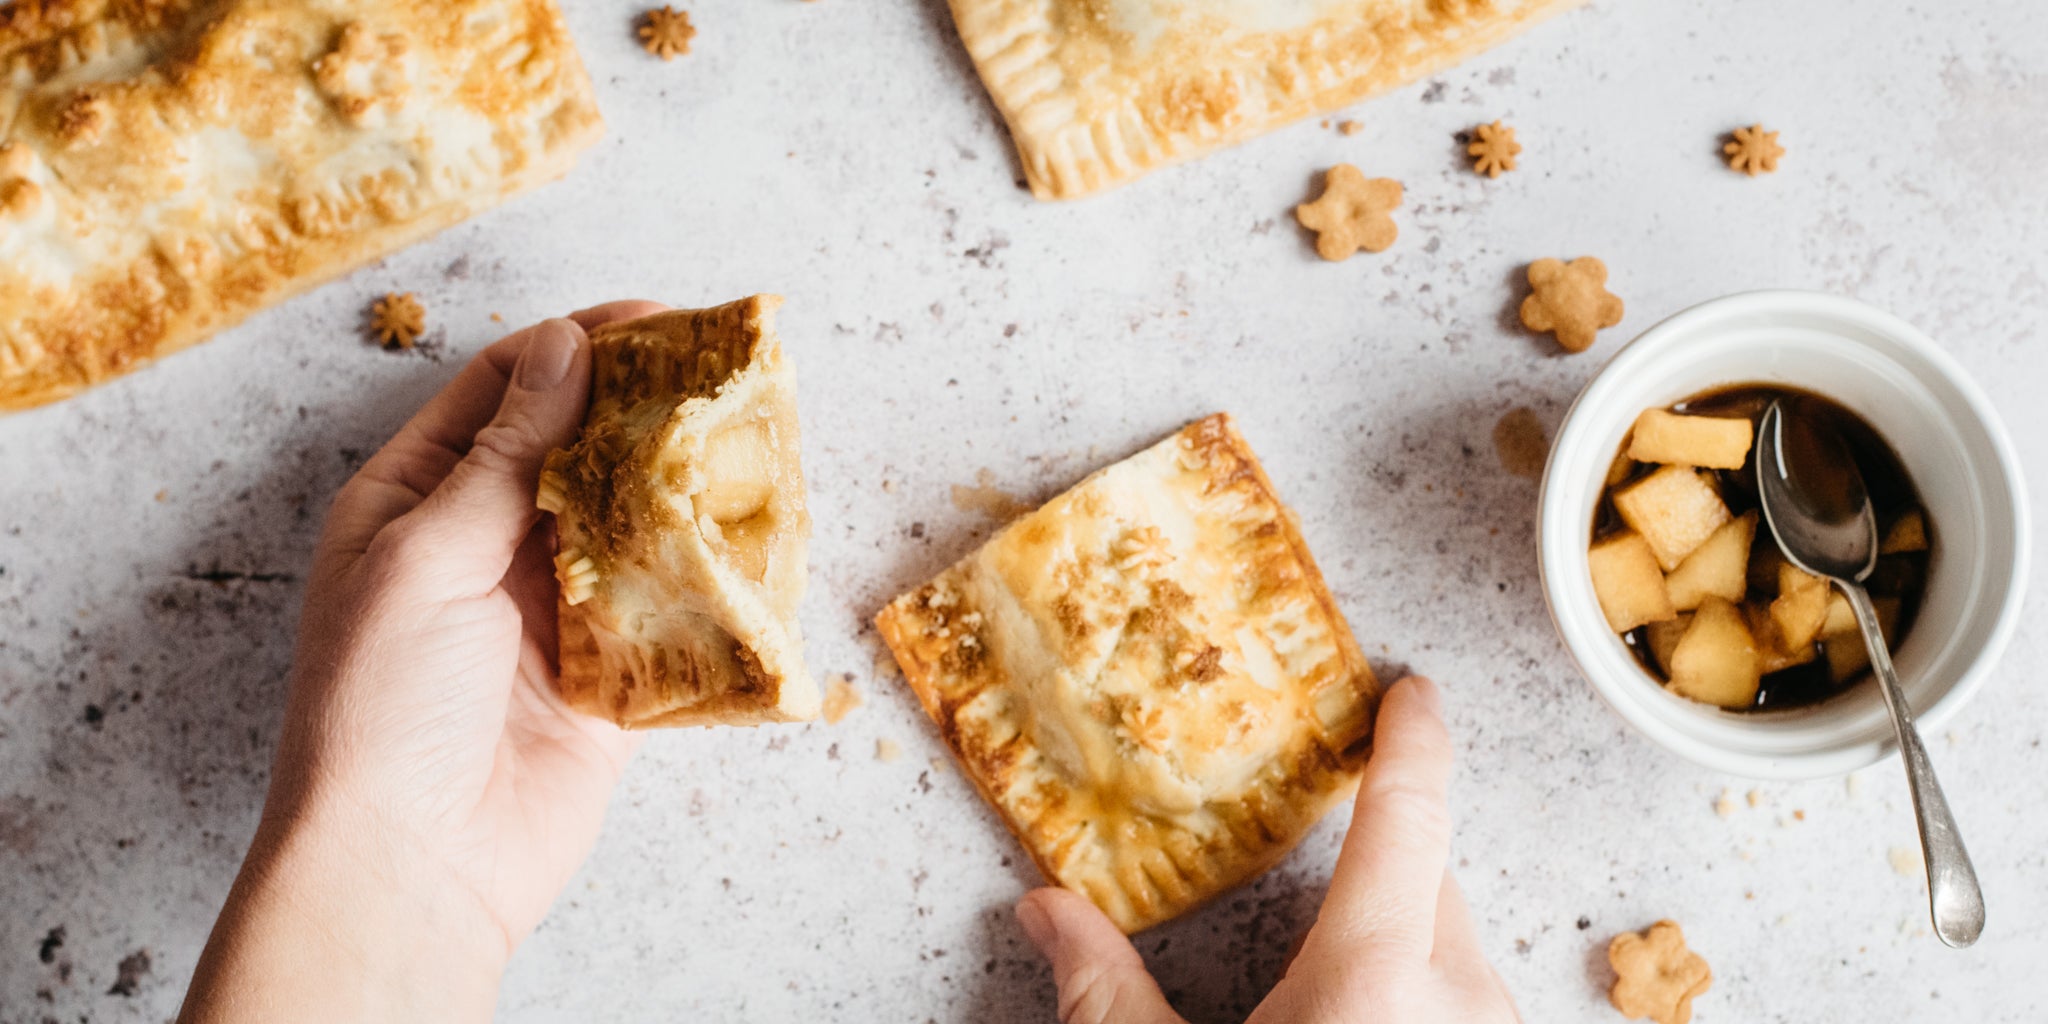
[
  {"x1": 877, "y1": 414, "x2": 1378, "y2": 931},
  {"x1": 539, "y1": 296, "x2": 817, "y2": 728}
]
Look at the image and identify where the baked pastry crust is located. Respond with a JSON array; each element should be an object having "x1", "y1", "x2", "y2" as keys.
[
  {"x1": 948, "y1": 0, "x2": 1583, "y2": 199},
  {"x1": 877, "y1": 414, "x2": 1377, "y2": 932},
  {"x1": 541, "y1": 297, "x2": 818, "y2": 729},
  {"x1": 0, "y1": 0, "x2": 603, "y2": 411}
]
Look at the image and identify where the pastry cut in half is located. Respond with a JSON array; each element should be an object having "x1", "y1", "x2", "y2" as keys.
[
  {"x1": 876, "y1": 414, "x2": 1378, "y2": 931},
  {"x1": 946, "y1": 0, "x2": 1583, "y2": 199},
  {"x1": 0, "y1": 0, "x2": 603, "y2": 411},
  {"x1": 539, "y1": 297, "x2": 818, "y2": 728}
]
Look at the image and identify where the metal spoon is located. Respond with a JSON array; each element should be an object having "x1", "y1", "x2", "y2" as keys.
[{"x1": 1755, "y1": 399, "x2": 1984, "y2": 948}]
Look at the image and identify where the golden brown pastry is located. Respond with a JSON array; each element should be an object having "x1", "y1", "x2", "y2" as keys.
[
  {"x1": 877, "y1": 414, "x2": 1378, "y2": 932},
  {"x1": 946, "y1": 0, "x2": 1584, "y2": 199},
  {"x1": 0, "y1": 0, "x2": 603, "y2": 411},
  {"x1": 540, "y1": 297, "x2": 818, "y2": 728}
]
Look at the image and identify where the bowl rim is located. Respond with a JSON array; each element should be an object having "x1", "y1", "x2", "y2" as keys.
[{"x1": 1537, "y1": 289, "x2": 2032, "y2": 779}]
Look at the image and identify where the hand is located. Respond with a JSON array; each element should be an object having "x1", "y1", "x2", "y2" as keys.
[
  {"x1": 1015, "y1": 676, "x2": 1519, "y2": 1024},
  {"x1": 180, "y1": 303, "x2": 663, "y2": 1023}
]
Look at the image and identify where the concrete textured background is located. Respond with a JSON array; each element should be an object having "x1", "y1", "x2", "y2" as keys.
[{"x1": 2, "y1": 0, "x2": 2045, "y2": 1020}]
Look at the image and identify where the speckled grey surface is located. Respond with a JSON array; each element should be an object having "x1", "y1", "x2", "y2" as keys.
[{"x1": 3, "y1": 0, "x2": 2046, "y2": 1020}]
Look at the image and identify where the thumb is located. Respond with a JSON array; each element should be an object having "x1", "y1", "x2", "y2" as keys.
[
  {"x1": 1017, "y1": 888, "x2": 1187, "y2": 1024},
  {"x1": 396, "y1": 318, "x2": 591, "y2": 596}
]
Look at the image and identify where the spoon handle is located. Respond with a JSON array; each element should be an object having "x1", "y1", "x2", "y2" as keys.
[{"x1": 1845, "y1": 582, "x2": 1985, "y2": 947}]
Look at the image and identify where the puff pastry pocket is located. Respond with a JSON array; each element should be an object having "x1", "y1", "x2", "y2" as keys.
[
  {"x1": 0, "y1": 0, "x2": 603, "y2": 411},
  {"x1": 877, "y1": 414, "x2": 1378, "y2": 932},
  {"x1": 541, "y1": 297, "x2": 819, "y2": 728},
  {"x1": 949, "y1": 0, "x2": 1584, "y2": 199}
]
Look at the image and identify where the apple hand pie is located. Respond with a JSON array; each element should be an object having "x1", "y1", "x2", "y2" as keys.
[
  {"x1": 0, "y1": 0, "x2": 602, "y2": 412},
  {"x1": 947, "y1": 0, "x2": 1584, "y2": 199},
  {"x1": 877, "y1": 414, "x2": 1378, "y2": 932},
  {"x1": 540, "y1": 297, "x2": 819, "y2": 728}
]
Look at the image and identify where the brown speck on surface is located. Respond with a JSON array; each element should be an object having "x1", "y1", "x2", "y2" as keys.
[
  {"x1": 1492, "y1": 407, "x2": 1548, "y2": 479},
  {"x1": 0, "y1": 795, "x2": 39, "y2": 855},
  {"x1": 950, "y1": 468, "x2": 1031, "y2": 521},
  {"x1": 36, "y1": 926, "x2": 63, "y2": 963},
  {"x1": 107, "y1": 949, "x2": 150, "y2": 997},
  {"x1": 822, "y1": 674, "x2": 862, "y2": 724}
]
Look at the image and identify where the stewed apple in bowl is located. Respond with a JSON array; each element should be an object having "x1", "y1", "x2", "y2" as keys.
[{"x1": 1587, "y1": 386, "x2": 1931, "y2": 712}]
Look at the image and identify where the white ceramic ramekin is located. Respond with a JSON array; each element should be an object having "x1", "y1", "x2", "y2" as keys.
[{"x1": 1538, "y1": 291, "x2": 2031, "y2": 779}]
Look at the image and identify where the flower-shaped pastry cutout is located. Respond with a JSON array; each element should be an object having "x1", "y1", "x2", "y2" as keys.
[
  {"x1": 1519, "y1": 256, "x2": 1623, "y2": 353},
  {"x1": 369, "y1": 292, "x2": 426, "y2": 350},
  {"x1": 1608, "y1": 920, "x2": 1712, "y2": 1024},
  {"x1": 1294, "y1": 164, "x2": 1402, "y2": 261},
  {"x1": 1468, "y1": 120, "x2": 1520, "y2": 177},
  {"x1": 1723, "y1": 124, "x2": 1784, "y2": 175},
  {"x1": 639, "y1": 6, "x2": 695, "y2": 60}
]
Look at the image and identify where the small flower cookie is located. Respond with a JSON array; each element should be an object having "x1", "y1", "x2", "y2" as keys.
[
  {"x1": 1723, "y1": 124, "x2": 1784, "y2": 175},
  {"x1": 1295, "y1": 164, "x2": 1402, "y2": 261},
  {"x1": 1519, "y1": 256, "x2": 1623, "y2": 353},
  {"x1": 1608, "y1": 920, "x2": 1712, "y2": 1024},
  {"x1": 1468, "y1": 120, "x2": 1521, "y2": 177},
  {"x1": 639, "y1": 6, "x2": 696, "y2": 60},
  {"x1": 369, "y1": 292, "x2": 426, "y2": 350}
]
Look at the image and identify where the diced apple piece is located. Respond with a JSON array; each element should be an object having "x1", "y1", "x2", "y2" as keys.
[
  {"x1": 1744, "y1": 601, "x2": 1818, "y2": 675},
  {"x1": 1771, "y1": 564, "x2": 1830, "y2": 651},
  {"x1": 1822, "y1": 592, "x2": 1856, "y2": 637},
  {"x1": 1645, "y1": 613, "x2": 1693, "y2": 676},
  {"x1": 1605, "y1": 446, "x2": 1638, "y2": 488},
  {"x1": 1880, "y1": 509, "x2": 1929, "y2": 554},
  {"x1": 1820, "y1": 597, "x2": 1901, "y2": 682},
  {"x1": 1627, "y1": 409, "x2": 1754, "y2": 470},
  {"x1": 1667, "y1": 597, "x2": 1761, "y2": 708},
  {"x1": 1613, "y1": 465, "x2": 1734, "y2": 571},
  {"x1": 1590, "y1": 532, "x2": 1678, "y2": 633},
  {"x1": 1664, "y1": 512, "x2": 1756, "y2": 611}
]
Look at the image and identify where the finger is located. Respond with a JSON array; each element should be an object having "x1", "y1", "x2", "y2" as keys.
[
  {"x1": 1430, "y1": 871, "x2": 1487, "y2": 969},
  {"x1": 383, "y1": 318, "x2": 592, "y2": 597},
  {"x1": 321, "y1": 327, "x2": 550, "y2": 560},
  {"x1": 569, "y1": 299, "x2": 667, "y2": 330},
  {"x1": 1313, "y1": 676, "x2": 1455, "y2": 960},
  {"x1": 1015, "y1": 889, "x2": 1187, "y2": 1024}
]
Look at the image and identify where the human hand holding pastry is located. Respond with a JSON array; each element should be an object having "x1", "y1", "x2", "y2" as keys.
[
  {"x1": 178, "y1": 303, "x2": 663, "y2": 1023},
  {"x1": 1015, "y1": 677, "x2": 1520, "y2": 1024}
]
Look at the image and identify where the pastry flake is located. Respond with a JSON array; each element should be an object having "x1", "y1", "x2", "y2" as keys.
[
  {"x1": 949, "y1": 0, "x2": 1586, "y2": 199},
  {"x1": 1722, "y1": 124, "x2": 1783, "y2": 176},
  {"x1": 541, "y1": 297, "x2": 818, "y2": 729},
  {"x1": 638, "y1": 6, "x2": 695, "y2": 60},
  {"x1": 1608, "y1": 920, "x2": 1712, "y2": 1024},
  {"x1": 1468, "y1": 120, "x2": 1521, "y2": 177},
  {"x1": 368, "y1": 292, "x2": 426, "y2": 351},
  {"x1": 1520, "y1": 256, "x2": 1623, "y2": 353},
  {"x1": 0, "y1": 0, "x2": 604, "y2": 412},
  {"x1": 1296, "y1": 166, "x2": 1402, "y2": 261},
  {"x1": 877, "y1": 414, "x2": 1378, "y2": 932}
]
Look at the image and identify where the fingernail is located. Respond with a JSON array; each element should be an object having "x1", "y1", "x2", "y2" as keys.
[
  {"x1": 1016, "y1": 895, "x2": 1057, "y2": 953},
  {"x1": 517, "y1": 319, "x2": 579, "y2": 391},
  {"x1": 1406, "y1": 676, "x2": 1443, "y2": 716}
]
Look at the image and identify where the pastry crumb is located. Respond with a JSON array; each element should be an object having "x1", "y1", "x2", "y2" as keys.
[
  {"x1": 639, "y1": 6, "x2": 696, "y2": 60},
  {"x1": 1713, "y1": 789, "x2": 1738, "y2": 819},
  {"x1": 1295, "y1": 165, "x2": 1401, "y2": 260},
  {"x1": 1492, "y1": 406, "x2": 1548, "y2": 479},
  {"x1": 1467, "y1": 120, "x2": 1520, "y2": 177},
  {"x1": 1845, "y1": 773, "x2": 1864, "y2": 798},
  {"x1": 153, "y1": 489, "x2": 168, "y2": 502},
  {"x1": 880, "y1": 478, "x2": 897, "y2": 493},
  {"x1": 369, "y1": 292, "x2": 426, "y2": 350},
  {"x1": 950, "y1": 468, "x2": 1032, "y2": 521},
  {"x1": 1888, "y1": 845, "x2": 1924, "y2": 878},
  {"x1": 875, "y1": 738, "x2": 901, "y2": 762},
  {"x1": 1519, "y1": 256, "x2": 1622, "y2": 353},
  {"x1": 928, "y1": 756, "x2": 949, "y2": 774},
  {"x1": 1745, "y1": 789, "x2": 1762, "y2": 808},
  {"x1": 822, "y1": 674, "x2": 862, "y2": 724},
  {"x1": 1338, "y1": 119, "x2": 1363, "y2": 136},
  {"x1": 1722, "y1": 124, "x2": 1784, "y2": 175},
  {"x1": 490, "y1": 312, "x2": 505, "y2": 323}
]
